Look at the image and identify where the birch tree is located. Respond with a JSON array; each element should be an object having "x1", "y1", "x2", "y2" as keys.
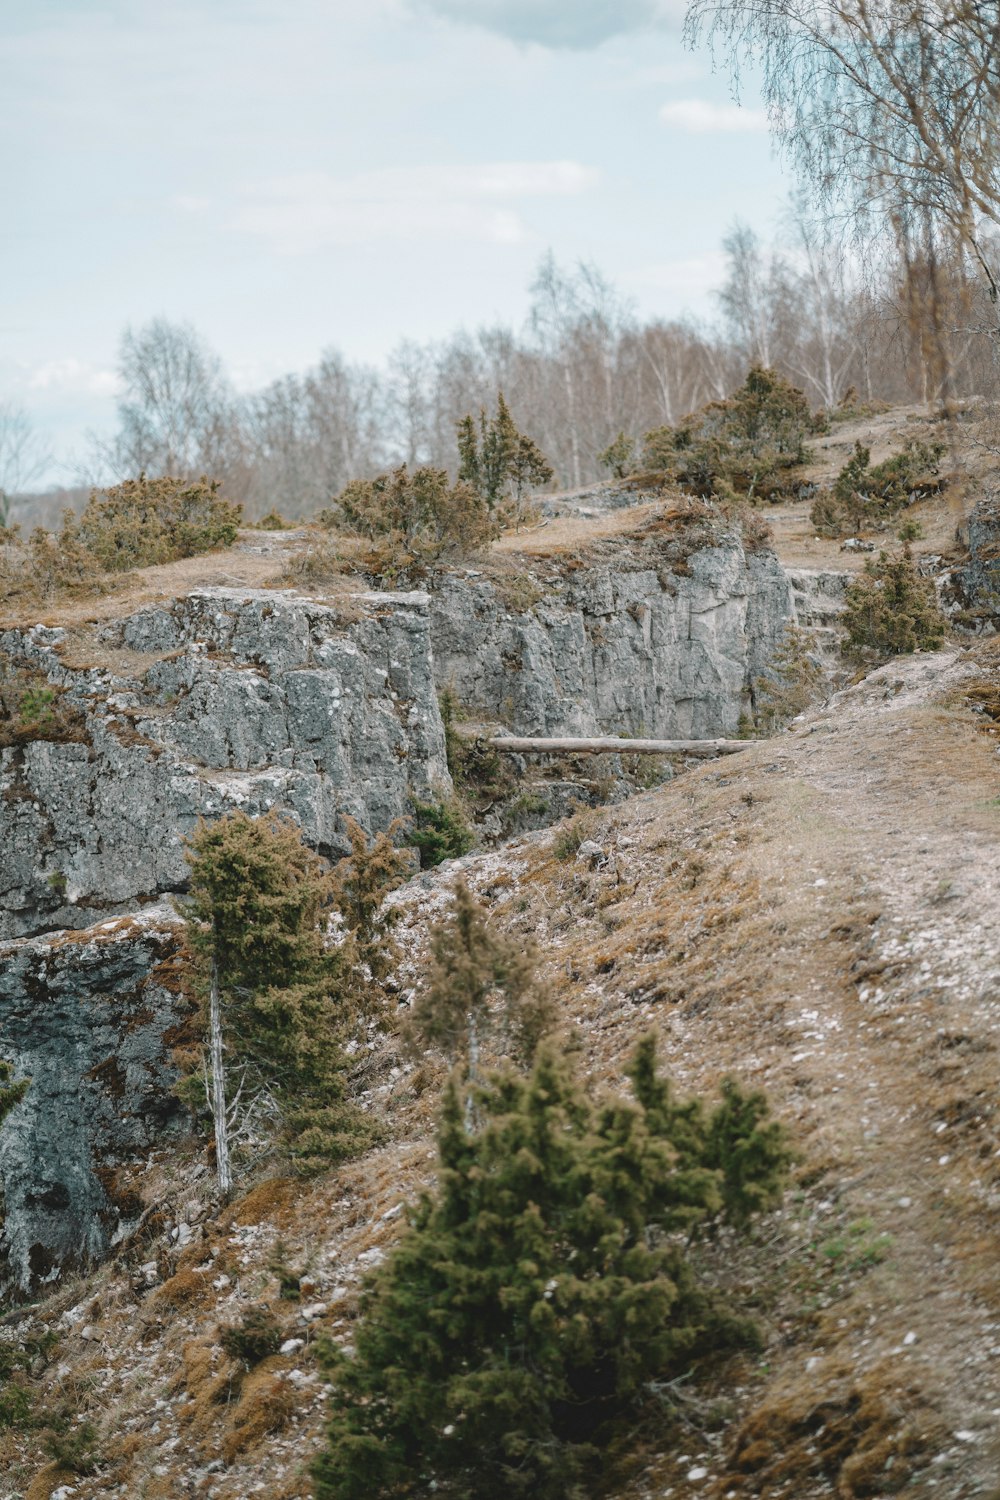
[{"x1": 686, "y1": 0, "x2": 1000, "y2": 314}]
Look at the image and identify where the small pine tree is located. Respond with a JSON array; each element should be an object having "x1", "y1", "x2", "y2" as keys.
[
  {"x1": 456, "y1": 393, "x2": 553, "y2": 516},
  {"x1": 598, "y1": 431, "x2": 637, "y2": 479},
  {"x1": 751, "y1": 624, "x2": 826, "y2": 733},
  {"x1": 479, "y1": 391, "x2": 519, "y2": 508},
  {"x1": 408, "y1": 796, "x2": 473, "y2": 869},
  {"x1": 184, "y1": 811, "x2": 370, "y2": 1181},
  {"x1": 406, "y1": 878, "x2": 554, "y2": 1079},
  {"x1": 329, "y1": 815, "x2": 410, "y2": 982},
  {"x1": 456, "y1": 413, "x2": 481, "y2": 492},
  {"x1": 843, "y1": 546, "x2": 946, "y2": 662},
  {"x1": 507, "y1": 432, "x2": 553, "y2": 527},
  {"x1": 312, "y1": 1039, "x2": 787, "y2": 1500}
]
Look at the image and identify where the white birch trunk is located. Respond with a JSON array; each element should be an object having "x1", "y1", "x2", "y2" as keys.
[{"x1": 209, "y1": 956, "x2": 232, "y2": 1199}]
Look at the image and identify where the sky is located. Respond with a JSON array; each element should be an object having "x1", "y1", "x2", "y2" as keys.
[{"x1": 1, "y1": 0, "x2": 790, "y2": 486}]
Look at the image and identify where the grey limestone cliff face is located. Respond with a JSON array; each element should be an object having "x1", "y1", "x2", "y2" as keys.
[
  {"x1": 0, "y1": 530, "x2": 799, "y2": 1296},
  {"x1": 430, "y1": 534, "x2": 792, "y2": 738},
  {"x1": 944, "y1": 491, "x2": 1000, "y2": 631},
  {"x1": 0, "y1": 907, "x2": 189, "y2": 1298},
  {"x1": 1, "y1": 588, "x2": 449, "y2": 940}
]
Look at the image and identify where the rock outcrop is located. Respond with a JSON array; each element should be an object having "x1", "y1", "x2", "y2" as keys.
[
  {"x1": 430, "y1": 531, "x2": 792, "y2": 739},
  {"x1": 0, "y1": 524, "x2": 803, "y2": 1296},
  {"x1": 945, "y1": 491, "x2": 1000, "y2": 631},
  {"x1": 0, "y1": 588, "x2": 449, "y2": 940},
  {"x1": 0, "y1": 906, "x2": 189, "y2": 1298}
]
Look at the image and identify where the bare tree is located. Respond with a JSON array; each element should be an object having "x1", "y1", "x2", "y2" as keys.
[
  {"x1": 717, "y1": 222, "x2": 785, "y2": 367},
  {"x1": 105, "y1": 318, "x2": 239, "y2": 481},
  {"x1": 781, "y1": 196, "x2": 860, "y2": 406},
  {"x1": 686, "y1": 0, "x2": 1000, "y2": 315},
  {"x1": 386, "y1": 339, "x2": 433, "y2": 468},
  {"x1": 0, "y1": 401, "x2": 52, "y2": 523}
]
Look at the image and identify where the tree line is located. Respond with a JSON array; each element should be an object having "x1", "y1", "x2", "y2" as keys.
[{"x1": 7, "y1": 216, "x2": 995, "y2": 531}]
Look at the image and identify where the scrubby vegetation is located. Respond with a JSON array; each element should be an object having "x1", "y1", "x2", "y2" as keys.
[
  {"x1": 329, "y1": 815, "x2": 410, "y2": 982},
  {"x1": 0, "y1": 1061, "x2": 29, "y2": 1131},
  {"x1": 331, "y1": 464, "x2": 496, "y2": 572},
  {"x1": 313, "y1": 1037, "x2": 788, "y2": 1500},
  {"x1": 220, "y1": 1306, "x2": 283, "y2": 1368},
  {"x1": 747, "y1": 624, "x2": 827, "y2": 734},
  {"x1": 0, "y1": 473, "x2": 241, "y2": 608},
  {"x1": 408, "y1": 795, "x2": 474, "y2": 868},
  {"x1": 642, "y1": 366, "x2": 819, "y2": 504},
  {"x1": 457, "y1": 391, "x2": 553, "y2": 527},
  {"x1": 405, "y1": 878, "x2": 553, "y2": 1075},
  {"x1": 598, "y1": 430, "x2": 637, "y2": 479},
  {"x1": 0, "y1": 665, "x2": 88, "y2": 748},
  {"x1": 843, "y1": 547, "x2": 947, "y2": 661},
  {"x1": 182, "y1": 811, "x2": 377, "y2": 1177},
  {"x1": 76, "y1": 474, "x2": 242, "y2": 570},
  {"x1": 811, "y1": 438, "x2": 946, "y2": 537}
]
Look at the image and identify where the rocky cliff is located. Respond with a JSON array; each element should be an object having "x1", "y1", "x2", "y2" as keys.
[
  {"x1": 0, "y1": 521, "x2": 800, "y2": 1297},
  {"x1": 0, "y1": 906, "x2": 189, "y2": 1299},
  {"x1": 1, "y1": 587, "x2": 449, "y2": 941},
  {"x1": 430, "y1": 528, "x2": 792, "y2": 738}
]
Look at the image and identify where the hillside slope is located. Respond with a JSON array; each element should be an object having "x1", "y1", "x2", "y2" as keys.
[{"x1": 2, "y1": 642, "x2": 999, "y2": 1500}]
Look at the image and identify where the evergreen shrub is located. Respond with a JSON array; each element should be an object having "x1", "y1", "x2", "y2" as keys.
[
  {"x1": 183, "y1": 811, "x2": 374, "y2": 1174},
  {"x1": 457, "y1": 391, "x2": 553, "y2": 526},
  {"x1": 810, "y1": 438, "x2": 945, "y2": 536},
  {"x1": 409, "y1": 797, "x2": 474, "y2": 868},
  {"x1": 78, "y1": 473, "x2": 242, "y2": 570},
  {"x1": 313, "y1": 1038, "x2": 789, "y2": 1500},
  {"x1": 843, "y1": 548, "x2": 947, "y2": 661},
  {"x1": 642, "y1": 367, "x2": 816, "y2": 504},
  {"x1": 220, "y1": 1305, "x2": 283, "y2": 1367},
  {"x1": 336, "y1": 465, "x2": 495, "y2": 564}
]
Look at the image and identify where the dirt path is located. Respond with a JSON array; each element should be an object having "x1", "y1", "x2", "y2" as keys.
[{"x1": 444, "y1": 645, "x2": 1000, "y2": 1497}]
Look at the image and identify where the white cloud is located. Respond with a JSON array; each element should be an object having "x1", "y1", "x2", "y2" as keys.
[
  {"x1": 659, "y1": 99, "x2": 770, "y2": 133},
  {"x1": 228, "y1": 161, "x2": 600, "y2": 254},
  {"x1": 628, "y1": 251, "x2": 729, "y2": 297},
  {"x1": 414, "y1": 0, "x2": 684, "y2": 49},
  {"x1": 173, "y1": 194, "x2": 211, "y2": 215},
  {"x1": 27, "y1": 359, "x2": 121, "y2": 397}
]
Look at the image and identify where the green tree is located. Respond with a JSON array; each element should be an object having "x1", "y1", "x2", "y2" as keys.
[
  {"x1": 843, "y1": 546, "x2": 947, "y2": 662},
  {"x1": 598, "y1": 430, "x2": 637, "y2": 479},
  {"x1": 184, "y1": 811, "x2": 369, "y2": 1185},
  {"x1": 406, "y1": 879, "x2": 553, "y2": 1084},
  {"x1": 408, "y1": 796, "x2": 473, "y2": 870},
  {"x1": 313, "y1": 1039, "x2": 788, "y2": 1500},
  {"x1": 457, "y1": 392, "x2": 553, "y2": 517},
  {"x1": 329, "y1": 816, "x2": 410, "y2": 983}
]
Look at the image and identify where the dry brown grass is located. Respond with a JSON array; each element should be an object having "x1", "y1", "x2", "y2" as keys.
[
  {"x1": 151, "y1": 1266, "x2": 217, "y2": 1311},
  {"x1": 220, "y1": 1361, "x2": 298, "y2": 1464},
  {"x1": 489, "y1": 499, "x2": 690, "y2": 558},
  {"x1": 0, "y1": 533, "x2": 291, "y2": 630},
  {"x1": 719, "y1": 1358, "x2": 944, "y2": 1498},
  {"x1": 225, "y1": 1175, "x2": 298, "y2": 1230},
  {"x1": 23, "y1": 1463, "x2": 67, "y2": 1500}
]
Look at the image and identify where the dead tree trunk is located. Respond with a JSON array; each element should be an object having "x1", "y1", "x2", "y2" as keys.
[
  {"x1": 454, "y1": 733, "x2": 755, "y2": 756},
  {"x1": 209, "y1": 955, "x2": 232, "y2": 1200}
]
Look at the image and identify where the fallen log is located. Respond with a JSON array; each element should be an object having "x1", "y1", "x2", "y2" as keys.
[{"x1": 453, "y1": 732, "x2": 756, "y2": 757}]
